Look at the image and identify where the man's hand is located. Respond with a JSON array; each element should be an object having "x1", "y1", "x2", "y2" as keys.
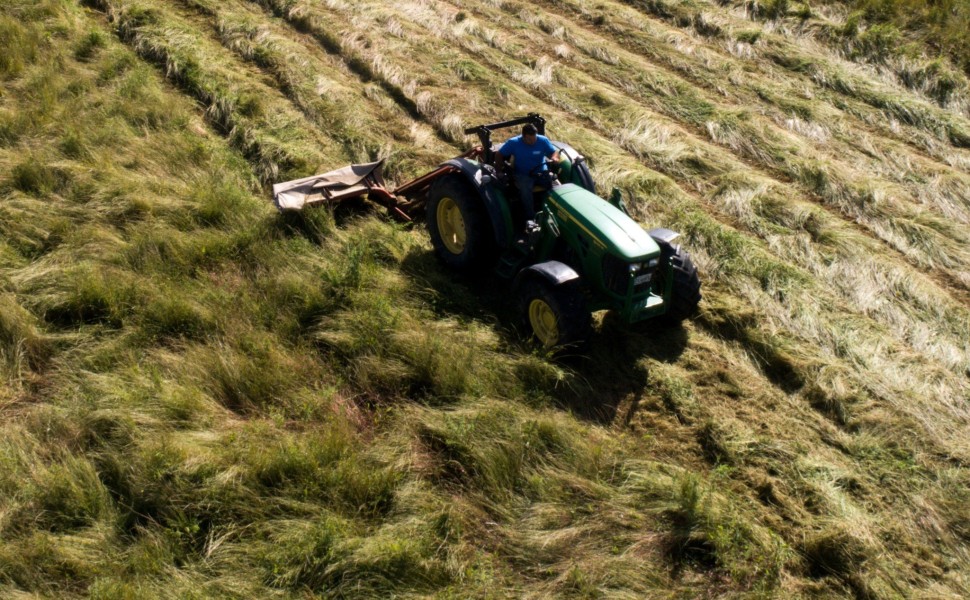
[
  {"x1": 547, "y1": 155, "x2": 562, "y2": 175},
  {"x1": 548, "y1": 151, "x2": 561, "y2": 174}
]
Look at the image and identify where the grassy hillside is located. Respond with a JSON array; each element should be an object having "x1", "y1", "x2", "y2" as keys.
[
  {"x1": 815, "y1": 0, "x2": 970, "y2": 75},
  {"x1": 1, "y1": 0, "x2": 968, "y2": 597}
]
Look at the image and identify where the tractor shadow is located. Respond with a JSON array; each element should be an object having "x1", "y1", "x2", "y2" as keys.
[
  {"x1": 400, "y1": 248, "x2": 690, "y2": 427},
  {"x1": 400, "y1": 249, "x2": 521, "y2": 325},
  {"x1": 553, "y1": 313, "x2": 689, "y2": 426}
]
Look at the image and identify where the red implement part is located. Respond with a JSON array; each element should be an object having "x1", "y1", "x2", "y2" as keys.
[
  {"x1": 272, "y1": 159, "x2": 464, "y2": 222},
  {"x1": 392, "y1": 165, "x2": 458, "y2": 198}
]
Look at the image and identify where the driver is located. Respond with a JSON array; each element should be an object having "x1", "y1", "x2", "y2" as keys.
[{"x1": 496, "y1": 123, "x2": 560, "y2": 233}]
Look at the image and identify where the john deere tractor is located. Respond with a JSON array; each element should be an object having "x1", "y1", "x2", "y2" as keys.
[{"x1": 272, "y1": 114, "x2": 701, "y2": 348}]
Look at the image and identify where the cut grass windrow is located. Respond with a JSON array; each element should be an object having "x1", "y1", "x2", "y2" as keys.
[
  {"x1": 175, "y1": 0, "x2": 456, "y2": 181},
  {"x1": 540, "y1": 0, "x2": 970, "y2": 221},
  {"x1": 87, "y1": 0, "x2": 340, "y2": 184},
  {"x1": 620, "y1": 0, "x2": 970, "y2": 147}
]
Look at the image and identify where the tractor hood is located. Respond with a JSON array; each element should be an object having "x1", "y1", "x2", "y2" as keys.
[{"x1": 547, "y1": 184, "x2": 660, "y2": 260}]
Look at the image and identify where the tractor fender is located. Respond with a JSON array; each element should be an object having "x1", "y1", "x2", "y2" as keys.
[
  {"x1": 550, "y1": 142, "x2": 595, "y2": 193},
  {"x1": 647, "y1": 228, "x2": 681, "y2": 246},
  {"x1": 441, "y1": 158, "x2": 513, "y2": 248},
  {"x1": 513, "y1": 260, "x2": 582, "y2": 291},
  {"x1": 648, "y1": 228, "x2": 682, "y2": 281}
]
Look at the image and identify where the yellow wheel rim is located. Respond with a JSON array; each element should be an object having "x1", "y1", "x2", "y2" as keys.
[
  {"x1": 436, "y1": 197, "x2": 466, "y2": 255},
  {"x1": 529, "y1": 298, "x2": 559, "y2": 347}
]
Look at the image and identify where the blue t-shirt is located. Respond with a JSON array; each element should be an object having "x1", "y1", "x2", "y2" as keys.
[{"x1": 499, "y1": 135, "x2": 557, "y2": 176}]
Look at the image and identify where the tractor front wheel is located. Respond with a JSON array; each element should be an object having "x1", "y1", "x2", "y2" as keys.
[
  {"x1": 427, "y1": 175, "x2": 493, "y2": 270},
  {"x1": 662, "y1": 246, "x2": 701, "y2": 324},
  {"x1": 518, "y1": 279, "x2": 591, "y2": 349}
]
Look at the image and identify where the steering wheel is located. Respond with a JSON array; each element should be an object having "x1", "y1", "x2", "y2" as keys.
[{"x1": 528, "y1": 157, "x2": 560, "y2": 178}]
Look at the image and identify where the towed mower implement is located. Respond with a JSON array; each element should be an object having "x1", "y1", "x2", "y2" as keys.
[{"x1": 272, "y1": 114, "x2": 701, "y2": 348}]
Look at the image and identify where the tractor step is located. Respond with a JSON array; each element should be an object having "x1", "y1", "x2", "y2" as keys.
[{"x1": 495, "y1": 244, "x2": 531, "y2": 279}]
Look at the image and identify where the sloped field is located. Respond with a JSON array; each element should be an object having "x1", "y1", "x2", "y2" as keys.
[{"x1": 1, "y1": 0, "x2": 968, "y2": 597}]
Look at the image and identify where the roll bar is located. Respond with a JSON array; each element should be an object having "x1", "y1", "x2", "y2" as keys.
[{"x1": 463, "y1": 113, "x2": 547, "y2": 165}]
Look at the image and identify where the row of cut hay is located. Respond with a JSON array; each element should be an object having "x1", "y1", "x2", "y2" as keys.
[
  {"x1": 559, "y1": 0, "x2": 970, "y2": 175},
  {"x1": 88, "y1": 0, "x2": 339, "y2": 183},
  {"x1": 246, "y1": 0, "x2": 486, "y2": 144},
  {"x1": 643, "y1": 0, "x2": 970, "y2": 135},
  {"x1": 179, "y1": 0, "x2": 456, "y2": 181},
  {"x1": 500, "y1": 0, "x2": 960, "y2": 284},
  {"x1": 543, "y1": 0, "x2": 970, "y2": 239},
  {"x1": 743, "y1": 0, "x2": 970, "y2": 113}
]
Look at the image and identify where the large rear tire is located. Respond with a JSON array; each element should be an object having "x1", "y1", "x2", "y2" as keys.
[
  {"x1": 426, "y1": 175, "x2": 493, "y2": 270},
  {"x1": 518, "y1": 279, "x2": 592, "y2": 349},
  {"x1": 662, "y1": 246, "x2": 701, "y2": 324}
]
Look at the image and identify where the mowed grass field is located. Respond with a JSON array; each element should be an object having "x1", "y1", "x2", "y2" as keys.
[{"x1": 1, "y1": 0, "x2": 969, "y2": 597}]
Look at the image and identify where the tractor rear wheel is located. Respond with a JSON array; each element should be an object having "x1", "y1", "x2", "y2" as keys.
[
  {"x1": 427, "y1": 175, "x2": 493, "y2": 270},
  {"x1": 518, "y1": 279, "x2": 591, "y2": 349},
  {"x1": 662, "y1": 246, "x2": 701, "y2": 324}
]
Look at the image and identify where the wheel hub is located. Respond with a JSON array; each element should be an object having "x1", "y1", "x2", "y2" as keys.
[
  {"x1": 436, "y1": 197, "x2": 466, "y2": 254},
  {"x1": 528, "y1": 298, "x2": 559, "y2": 347}
]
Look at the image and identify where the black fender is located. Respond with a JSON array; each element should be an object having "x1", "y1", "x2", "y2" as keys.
[
  {"x1": 550, "y1": 141, "x2": 595, "y2": 193},
  {"x1": 513, "y1": 260, "x2": 581, "y2": 291},
  {"x1": 441, "y1": 158, "x2": 512, "y2": 248},
  {"x1": 647, "y1": 228, "x2": 681, "y2": 246},
  {"x1": 648, "y1": 228, "x2": 682, "y2": 262}
]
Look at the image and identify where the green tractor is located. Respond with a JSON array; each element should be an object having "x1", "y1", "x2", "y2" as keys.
[{"x1": 272, "y1": 114, "x2": 701, "y2": 348}]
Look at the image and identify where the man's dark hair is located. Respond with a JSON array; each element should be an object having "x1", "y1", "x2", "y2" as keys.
[{"x1": 522, "y1": 124, "x2": 538, "y2": 136}]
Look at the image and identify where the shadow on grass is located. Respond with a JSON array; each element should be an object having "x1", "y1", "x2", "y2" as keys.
[
  {"x1": 399, "y1": 248, "x2": 518, "y2": 326},
  {"x1": 555, "y1": 314, "x2": 689, "y2": 426},
  {"x1": 400, "y1": 247, "x2": 690, "y2": 425}
]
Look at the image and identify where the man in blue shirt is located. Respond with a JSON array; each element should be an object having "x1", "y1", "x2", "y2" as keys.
[{"x1": 496, "y1": 124, "x2": 560, "y2": 233}]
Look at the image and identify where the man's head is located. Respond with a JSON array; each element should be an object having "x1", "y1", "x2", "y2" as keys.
[{"x1": 522, "y1": 123, "x2": 538, "y2": 145}]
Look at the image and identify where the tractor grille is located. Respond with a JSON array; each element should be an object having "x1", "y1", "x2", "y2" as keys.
[
  {"x1": 602, "y1": 254, "x2": 628, "y2": 296},
  {"x1": 602, "y1": 254, "x2": 658, "y2": 297},
  {"x1": 633, "y1": 270, "x2": 655, "y2": 296}
]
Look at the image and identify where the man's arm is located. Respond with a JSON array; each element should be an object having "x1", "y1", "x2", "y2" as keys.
[
  {"x1": 495, "y1": 138, "x2": 516, "y2": 177},
  {"x1": 542, "y1": 138, "x2": 560, "y2": 167},
  {"x1": 547, "y1": 146, "x2": 561, "y2": 172}
]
